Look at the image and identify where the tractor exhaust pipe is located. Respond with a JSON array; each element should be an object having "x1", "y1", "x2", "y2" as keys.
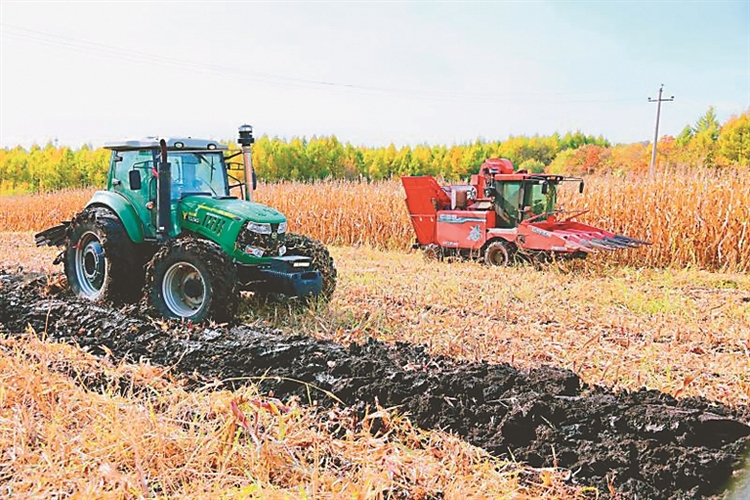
[
  {"x1": 238, "y1": 124, "x2": 255, "y2": 202},
  {"x1": 157, "y1": 139, "x2": 171, "y2": 242}
]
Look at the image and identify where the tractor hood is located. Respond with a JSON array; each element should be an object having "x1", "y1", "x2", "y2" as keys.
[{"x1": 179, "y1": 196, "x2": 286, "y2": 225}]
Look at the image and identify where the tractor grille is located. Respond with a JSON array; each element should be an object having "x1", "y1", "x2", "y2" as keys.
[{"x1": 236, "y1": 223, "x2": 286, "y2": 257}]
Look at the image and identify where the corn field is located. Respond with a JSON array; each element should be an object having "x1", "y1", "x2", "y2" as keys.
[{"x1": 0, "y1": 169, "x2": 748, "y2": 271}]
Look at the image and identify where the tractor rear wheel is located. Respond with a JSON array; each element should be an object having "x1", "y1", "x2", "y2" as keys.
[
  {"x1": 285, "y1": 233, "x2": 337, "y2": 301},
  {"x1": 484, "y1": 240, "x2": 511, "y2": 266},
  {"x1": 64, "y1": 206, "x2": 141, "y2": 303},
  {"x1": 145, "y1": 238, "x2": 239, "y2": 323}
]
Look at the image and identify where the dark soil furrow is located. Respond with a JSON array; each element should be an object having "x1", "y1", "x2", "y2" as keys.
[{"x1": 1, "y1": 271, "x2": 748, "y2": 499}]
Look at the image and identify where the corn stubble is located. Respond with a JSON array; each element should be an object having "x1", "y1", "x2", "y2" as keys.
[
  {"x1": 0, "y1": 334, "x2": 579, "y2": 498},
  {"x1": 1, "y1": 169, "x2": 748, "y2": 498}
]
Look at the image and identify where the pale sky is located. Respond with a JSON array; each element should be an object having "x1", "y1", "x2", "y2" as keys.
[{"x1": 1, "y1": 1, "x2": 748, "y2": 149}]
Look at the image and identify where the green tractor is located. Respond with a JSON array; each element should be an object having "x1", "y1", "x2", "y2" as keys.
[{"x1": 35, "y1": 125, "x2": 336, "y2": 322}]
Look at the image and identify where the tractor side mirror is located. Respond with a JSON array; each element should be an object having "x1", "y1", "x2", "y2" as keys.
[
  {"x1": 129, "y1": 169, "x2": 142, "y2": 190},
  {"x1": 541, "y1": 182, "x2": 549, "y2": 195},
  {"x1": 252, "y1": 171, "x2": 257, "y2": 190},
  {"x1": 579, "y1": 181, "x2": 585, "y2": 194}
]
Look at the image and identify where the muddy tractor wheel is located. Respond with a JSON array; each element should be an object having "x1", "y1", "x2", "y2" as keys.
[
  {"x1": 145, "y1": 238, "x2": 239, "y2": 323},
  {"x1": 285, "y1": 233, "x2": 337, "y2": 301},
  {"x1": 484, "y1": 240, "x2": 512, "y2": 266},
  {"x1": 64, "y1": 206, "x2": 141, "y2": 303}
]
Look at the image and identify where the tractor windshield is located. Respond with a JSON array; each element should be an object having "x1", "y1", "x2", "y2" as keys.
[{"x1": 168, "y1": 151, "x2": 228, "y2": 199}]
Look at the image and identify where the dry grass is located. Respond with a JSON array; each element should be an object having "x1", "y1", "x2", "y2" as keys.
[
  {"x1": 0, "y1": 189, "x2": 92, "y2": 233},
  {"x1": 0, "y1": 333, "x2": 582, "y2": 499},
  {"x1": 575, "y1": 168, "x2": 750, "y2": 271},
  {"x1": 255, "y1": 180, "x2": 415, "y2": 250},
  {"x1": 2, "y1": 171, "x2": 749, "y2": 498},
  {"x1": 1, "y1": 233, "x2": 748, "y2": 497},
  {"x1": 1, "y1": 168, "x2": 749, "y2": 271},
  {"x1": 263, "y1": 247, "x2": 750, "y2": 409},
  {"x1": 5, "y1": 232, "x2": 748, "y2": 409}
]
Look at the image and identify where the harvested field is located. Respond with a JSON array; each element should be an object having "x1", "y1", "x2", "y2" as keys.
[
  {"x1": 2, "y1": 226, "x2": 750, "y2": 498},
  {"x1": 1, "y1": 270, "x2": 749, "y2": 499}
]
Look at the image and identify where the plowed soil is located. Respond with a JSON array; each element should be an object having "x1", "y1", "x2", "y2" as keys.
[{"x1": 1, "y1": 271, "x2": 748, "y2": 499}]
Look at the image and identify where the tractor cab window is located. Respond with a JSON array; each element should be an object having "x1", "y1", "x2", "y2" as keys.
[
  {"x1": 524, "y1": 182, "x2": 556, "y2": 216},
  {"x1": 112, "y1": 150, "x2": 153, "y2": 190},
  {"x1": 168, "y1": 151, "x2": 228, "y2": 199}
]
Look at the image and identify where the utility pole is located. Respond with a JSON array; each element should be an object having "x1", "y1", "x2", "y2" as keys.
[{"x1": 647, "y1": 84, "x2": 674, "y2": 176}]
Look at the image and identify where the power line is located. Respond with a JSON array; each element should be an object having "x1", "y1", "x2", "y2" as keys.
[
  {"x1": 647, "y1": 84, "x2": 675, "y2": 176},
  {"x1": 1, "y1": 23, "x2": 642, "y2": 106}
]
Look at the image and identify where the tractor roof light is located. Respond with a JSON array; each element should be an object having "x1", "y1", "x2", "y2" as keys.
[{"x1": 238, "y1": 124, "x2": 255, "y2": 146}]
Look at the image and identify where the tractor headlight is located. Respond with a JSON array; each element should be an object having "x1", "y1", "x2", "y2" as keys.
[
  {"x1": 278, "y1": 221, "x2": 287, "y2": 234},
  {"x1": 246, "y1": 222, "x2": 272, "y2": 235},
  {"x1": 278, "y1": 245, "x2": 286, "y2": 256}
]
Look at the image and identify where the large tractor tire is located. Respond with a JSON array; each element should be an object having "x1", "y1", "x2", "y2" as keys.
[
  {"x1": 484, "y1": 240, "x2": 513, "y2": 266},
  {"x1": 64, "y1": 206, "x2": 142, "y2": 304},
  {"x1": 144, "y1": 238, "x2": 239, "y2": 323},
  {"x1": 285, "y1": 233, "x2": 337, "y2": 301}
]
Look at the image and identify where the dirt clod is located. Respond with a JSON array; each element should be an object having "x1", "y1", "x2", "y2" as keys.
[{"x1": 1, "y1": 270, "x2": 748, "y2": 499}]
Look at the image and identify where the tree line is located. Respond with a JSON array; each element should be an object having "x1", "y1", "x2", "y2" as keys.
[{"x1": 1, "y1": 108, "x2": 747, "y2": 195}]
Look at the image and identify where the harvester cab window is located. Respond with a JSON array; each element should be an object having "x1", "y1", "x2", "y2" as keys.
[
  {"x1": 525, "y1": 182, "x2": 556, "y2": 216},
  {"x1": 495, "y1": 181, "x2": 522, "y2": 228}
]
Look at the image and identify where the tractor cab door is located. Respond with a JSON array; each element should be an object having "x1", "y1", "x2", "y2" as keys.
[{"x1": 110, "y1": 149, "x2": 157, "y2": 238}]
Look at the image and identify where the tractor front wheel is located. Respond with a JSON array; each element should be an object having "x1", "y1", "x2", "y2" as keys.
[
  {"x1": 285, "y1": 233, "x2": 337, "y2": 301},
  {"x1": 64, "y1": 207, "x2": 141, "y2": 303},
  {"x1": 145, "y1": 238, "x2": 239, "y2": 323},
  {"x1": 484, "y1": 240, "x2": 512, "y2": 266}
]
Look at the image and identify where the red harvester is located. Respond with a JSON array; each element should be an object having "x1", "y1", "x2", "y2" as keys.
[{"x1": 401, "y1": 158, "x2": 650, "y2": 265}]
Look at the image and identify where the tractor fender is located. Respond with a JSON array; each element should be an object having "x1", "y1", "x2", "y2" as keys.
[
  {"x1": 484, "y1": 229, "x2": 518, "y2": 246},
  {"x1": 85, "y1": 191, "x2": 146, "y2": 243},
  {"x1": 481, "y1": 235, "x2": 516, "y2": 252}
]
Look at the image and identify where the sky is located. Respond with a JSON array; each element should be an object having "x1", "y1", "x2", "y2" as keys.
[{"x1": 1, "y1": 1, "x2": 748, "y2": 149}]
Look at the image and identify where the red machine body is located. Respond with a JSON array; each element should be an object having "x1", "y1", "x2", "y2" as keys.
[{"x1": 401, "y1": 158, "x2": 649, "y2": 265}]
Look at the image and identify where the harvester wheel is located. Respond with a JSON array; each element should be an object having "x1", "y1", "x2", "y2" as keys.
[
  {"x1": 284, "y1": 233, "x2": 337, "y2": 301},
  {"x1": 484, "y1": 240, "x2": 511, "y2": 266},
  {"x1": 422, "y1": 244, "x2": 443, "y2": 261},
  {"x1": 145, "y1": 238, "x2": 239, "y2": 323},
  {"x1": 64, "y1": 206, "x2": 141, "y2": 303}
]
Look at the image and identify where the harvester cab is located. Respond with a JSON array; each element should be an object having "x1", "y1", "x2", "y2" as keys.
[
  {"x1": 401, "y1": 158, "x2": 649, "y2": 265},
  {"x1": 35, "y1": 125, "x2": 337, "y2": 323}
]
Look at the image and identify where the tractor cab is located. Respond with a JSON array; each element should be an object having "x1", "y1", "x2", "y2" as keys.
[{"x1": 106, "y1": 138, "x2": 232, "y2": 202}]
